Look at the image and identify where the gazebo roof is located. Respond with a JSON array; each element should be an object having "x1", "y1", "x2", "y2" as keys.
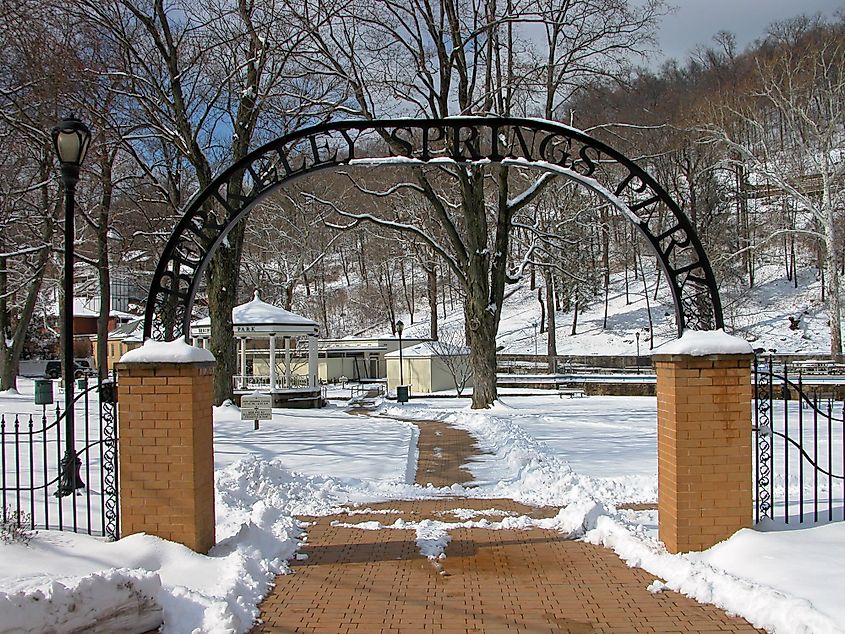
[{"x1": 192, "y1": 291, "x2": 318, "y2": 336}]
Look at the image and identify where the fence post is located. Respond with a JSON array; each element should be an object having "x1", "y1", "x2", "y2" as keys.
[
  {"x1": 116, "y1": 343, "x2": 216, "y2": 553},
  {"x1": 653, "y1": 340, "x2": 753, "y2": 553}
]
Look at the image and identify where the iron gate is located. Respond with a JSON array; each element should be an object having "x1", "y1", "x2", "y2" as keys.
[
  {"x1": 753, "y1": 358, "x2": 844, "y2": 524},
  {"x1": 1, "y1": 374, "x2": 119, "y2": 539}
]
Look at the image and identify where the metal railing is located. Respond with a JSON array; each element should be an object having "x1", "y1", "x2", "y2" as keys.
[
  {"x1": 754, "y1": 358, "x2": 844, "y2": 525},
  {"x1": 232, "y1": 374, "x2": 311, "y2": 390},
  {"x1": 1, "y1": 375, "x2": 119, "y2": 539}
]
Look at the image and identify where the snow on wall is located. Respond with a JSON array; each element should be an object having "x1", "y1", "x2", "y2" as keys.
[
  {"x1": 655, "y1": 329, "x2": 753, "y2": 356},
  {"x1": 119, "y1": 337, "x2": 216, "y2": 364}
]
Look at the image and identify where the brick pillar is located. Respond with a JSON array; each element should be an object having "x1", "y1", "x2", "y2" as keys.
[
  {"x1": 653, "y1": 352, "x2": 753, "y2": 553},
  {"x1": 117, "y1": 360, "x2": 216, "y2": 553}
]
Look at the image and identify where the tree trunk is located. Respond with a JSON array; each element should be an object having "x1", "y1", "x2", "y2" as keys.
[
  {"x1": 462, "y1": 167, "x2": 501, "y2": 409},
  {"x1": 427, "y1": 263, "x2": 438, "y2": 340},
  {"x1": 96, "y1": 153, "x2": 113, "y2": 379},
  {"x1": 207, "y1": 222, "x2": 245, "y2": 405},
  {"x1": 827, "y1": 250, "x2": 843, "y2": 356},
  {"x1": 543, "y1": 269, "x2": 557, "y2": 373},
  {"x1": 0, "y1": 251, "x2": 12, "y2": 391},
  {"x1": 465, "y1": 298, "x2": 498, "y2": 408},
  {"x1": 0, "y1": 167, "x2": 55, "y2": 391},
  {"x1": 600, "y1": 206, "x2": 610, "y2": 329},
  {"x1": 537, "y1": 289, "x2": 545, "y2": 334}
]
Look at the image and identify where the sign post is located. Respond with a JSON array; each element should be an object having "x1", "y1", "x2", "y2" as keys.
[{"x1": 241, "y1": 392, "x2": 272, "y2": 430}]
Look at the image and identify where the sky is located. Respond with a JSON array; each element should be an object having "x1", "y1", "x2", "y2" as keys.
[{"x1": 655, "y1": 0, "x2": 844, "y2": 63}]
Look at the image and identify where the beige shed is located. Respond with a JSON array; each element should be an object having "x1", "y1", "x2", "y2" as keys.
[{"x1": 385, "y1": 341, "x2": 472, "y2": 395}]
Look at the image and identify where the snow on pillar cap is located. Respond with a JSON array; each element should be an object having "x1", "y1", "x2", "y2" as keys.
[
  {"x1": 119, "y1": 336, "x2": 216, "y2": 364},
  {"x1": 656, "y1": 329, "x2": 753, "y2": 356}
]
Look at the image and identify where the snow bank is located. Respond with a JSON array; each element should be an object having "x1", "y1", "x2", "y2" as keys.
[
  {"x1": 0, "y1": 569, "x2": 162, "y2": 634},
  {"x1": 380, "y1": 400, "x2": 652, "y2": 508},
  {"x1": 655, "y1": 329, "x2": 753, "y2": 356},
  {"x1": 119, "y1": 336, "x2": 215, "y2": 364},
  {"x1": 585, "y1": 515, "x2": 841, "y2": 634}
]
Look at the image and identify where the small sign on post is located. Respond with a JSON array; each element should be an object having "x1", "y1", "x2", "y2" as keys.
[{"x1": 241, "y1": 392, "x2": 272, "y2": 430}]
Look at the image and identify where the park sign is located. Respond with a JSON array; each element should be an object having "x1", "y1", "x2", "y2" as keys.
[{"x1": 241, "y1": 393, "x2": 272, "y2": 429}]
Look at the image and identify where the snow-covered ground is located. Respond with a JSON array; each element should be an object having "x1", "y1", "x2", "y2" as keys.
[{"x1": 1, "y1": 384, "x2": 844, "y2": 633}]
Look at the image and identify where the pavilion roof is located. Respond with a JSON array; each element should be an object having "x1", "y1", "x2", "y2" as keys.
[{"x1": 192, "y1": 291, "x2": 318, "y2": 330}]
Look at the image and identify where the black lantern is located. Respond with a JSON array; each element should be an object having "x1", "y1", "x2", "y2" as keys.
[
  {"x1": 396, "y1": 320, "x2": 405, "y2": 388},
  {"x1": 51, "y1": 115, "x2": 91, "y2": 186},
  {"x1": 635, "y1": 331, "x2": 641, "y2": 374},
  {"x1": 52, "y1": 115, "x2": 91, "y2": 497}
]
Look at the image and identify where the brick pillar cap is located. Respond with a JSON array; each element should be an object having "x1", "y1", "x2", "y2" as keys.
[
  {"x1": 117, "y1": 337, "x2": 216, "y2": 365},
  {"x1": 652, "y1": 352, "x2": 755, "y2": 362},
  {"x1": 116, "y1": 360, "x2": 216, "y2": 370}
]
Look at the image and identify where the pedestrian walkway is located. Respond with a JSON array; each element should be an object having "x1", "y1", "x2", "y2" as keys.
[{"x1": 252, "y1": 419, "x2": 762, "y2": 633}]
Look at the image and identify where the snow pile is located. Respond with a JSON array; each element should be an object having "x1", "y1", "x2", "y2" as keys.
[
  {"x1": 0, "y1": 568, "x2": 162, "y2": 634},
  {"x1": 381, "y1": 399, "x2": 656, "y2": 507},
  {"x1": 119, "y1": 336, "x2": 215, "y2": 364},
  {"x1": 656, "y1": 329, "x2": 754, "y2": 356},
  {"x1": 699, "y1": 523, "x2": 845, "y2": 632},
  {"x1": 0, "y1": 459, "x2": 308, "y2": 633},
  {"x1": 586, "y1": 515, "x2": 841, "y2": 634}
]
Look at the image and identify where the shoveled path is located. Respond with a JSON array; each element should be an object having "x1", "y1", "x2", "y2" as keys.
[{"x1": 252, "y1": 417, "x2": 762, "y2": 633}]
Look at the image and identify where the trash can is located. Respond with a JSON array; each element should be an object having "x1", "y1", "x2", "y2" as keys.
[
  {"x1": 397, "y1": 384, "x2": 409, "y2": 403},
  {"x1": 34, "y1": 378, "x2": 54, "y2": 405}
]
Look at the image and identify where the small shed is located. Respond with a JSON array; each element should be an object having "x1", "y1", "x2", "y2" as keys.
[
  {"x1": 385, "y1": 341, "x2": 472, "y2": 395},
  {"x1": 316, "y1": 336, "x2": 430, "y2": 383},
  {"x1": 93, "y1": 318, "x2": 144, "y2": 371}
]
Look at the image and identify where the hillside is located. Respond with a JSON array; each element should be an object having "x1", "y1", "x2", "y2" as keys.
[{"x1": 360, "y1": 263, "x2": 834, "y2": 357}]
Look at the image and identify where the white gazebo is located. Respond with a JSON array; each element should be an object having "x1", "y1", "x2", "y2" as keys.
[{"x1": 190, "y1": 290, "x2": 322, "y2": 407}]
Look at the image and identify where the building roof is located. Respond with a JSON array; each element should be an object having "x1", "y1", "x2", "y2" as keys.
[
  {"x1": 191, "y1": 290, "x2": 318, "y2": 336},
  {"x1": 107, "y1": 318, "x2": 144, "y2": 341},
  {"x1": 385, "y1": 341, "x2": 468, "y2": 358},
  {"x1": 72, "y1": 298, "x2": 140, "y2": 320}
]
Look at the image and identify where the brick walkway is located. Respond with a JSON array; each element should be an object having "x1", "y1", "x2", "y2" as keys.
[{"x1": 252, "y1": 419, "x2": 762, "y2": 633}]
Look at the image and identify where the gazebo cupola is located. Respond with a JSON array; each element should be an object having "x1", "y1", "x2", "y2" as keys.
[{"x1": 190, "y1": 290, "x2": 322, "y2": 406}]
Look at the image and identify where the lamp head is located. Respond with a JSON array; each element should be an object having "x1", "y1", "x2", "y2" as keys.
[
  {"x1": 51, "y1": 115, "x2": 91, "y2": 187},
  {"x1": 396, "y1": 320, "x2": 404, "y2": 336}
]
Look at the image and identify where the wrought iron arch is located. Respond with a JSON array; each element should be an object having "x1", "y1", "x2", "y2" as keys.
[{"x1": 143, "y1": 117, "x2": 723, "y2": 340}]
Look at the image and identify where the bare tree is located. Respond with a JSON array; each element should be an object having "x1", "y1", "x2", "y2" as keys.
[
  {"x1": 704, "y1": 21, "x2": 845, "y2": 355},
  {"x1": 0, "y1": 0, "x2": 73, "y2": 390},
  {"x1": 428, "y1": 324, "x2": 472, "y2": 396},
  {"x1": 291, "y1": 0, "x2": 664, "y2": 407},
  {"x1": 83, "y1": 0, "x2": 341, "y2": 402}
]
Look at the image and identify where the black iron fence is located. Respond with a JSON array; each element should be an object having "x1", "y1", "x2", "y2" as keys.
[
  {"x1": 753, "y1": 358, "x2": 844, "y2": 525},
  {"x1": 1, "y1": 374, "x2": 119, "y2": 539}
]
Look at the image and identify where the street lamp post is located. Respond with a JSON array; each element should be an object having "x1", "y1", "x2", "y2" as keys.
[
  {"x1": 396, "y1": 320, "x2": 405, "y2": 386},
  {"x1": 635, "y1": 331, "x2": 641, "y2": 374},
  {"x1": 52, "y1": 115, "x2": 91, "y2": 497}
]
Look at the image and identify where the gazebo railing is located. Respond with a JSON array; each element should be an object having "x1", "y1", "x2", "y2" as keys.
[{"x1": 233, "y1": 375, "x2": 312, "y2": 391}]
